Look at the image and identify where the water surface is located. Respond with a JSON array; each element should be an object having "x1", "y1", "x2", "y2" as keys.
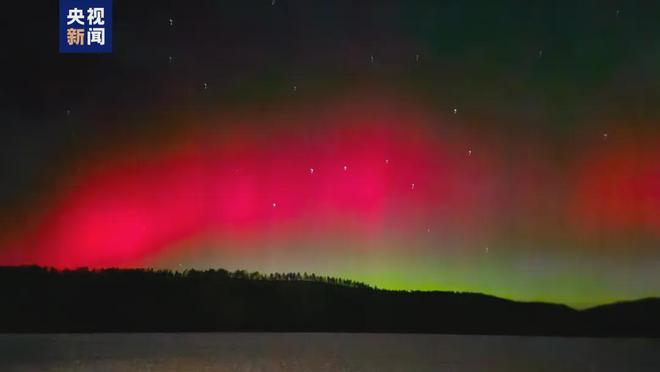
[{"x1": 1, "y1": 333, "x2": 658, "y2": 371}]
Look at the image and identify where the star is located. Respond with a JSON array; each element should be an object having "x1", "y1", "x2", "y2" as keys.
[
  {"x1": 415, "y1": 54, "x2": 420, "y2": 64},
  {"x1": 370, "y1": 55, "x2": 375, "y2": 64},
  {"x1": 293, "y1": 85, "x2": 297, "y2": 92},
  {"x1": 411, "y1": 183, "x2": 415, "y2": 190},
  {"x1": 309, "y1": 168, "x2": 314, "y2": 175},
  {"x1": 168, "y1": 56, "x2": 173, "y2": 64},
  {"x1": 272, "y1": 202, "x2": 277, "y2": 208},
  {"x1": 169, "y1": 18, "x2": 173, "y2": 27},
  {"x1": 203, "y1": 82, "x2": 208, "y2": 90},
  {"x1": 467, "y1": 149, "x2": 472, "y2": 156},
  {"x1": 538, "y1": 49, "x2": 543, "y2": 58},
  {"x1": 453, "y1": 108, "x2": 458, "y2": 115},
  {"x1": 603, "y1": 132, "x2": 608, "y2": 140},
  {"x1": 385, "y1": 159, "x2": 389, "y2": 165},
  {"x1": 426, "y1": 227, "x2": 431, "y2": 233},
  {"x1": 485, "y1": 246, "x2": 489, "y2": 253},
  {"x1": 343, "y1": 165, "x2": 348, "y2": 172}
]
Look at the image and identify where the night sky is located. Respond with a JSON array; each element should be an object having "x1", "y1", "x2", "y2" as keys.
[{"x1": 1, "y1": 1, "x2": 659, "y2": 307}]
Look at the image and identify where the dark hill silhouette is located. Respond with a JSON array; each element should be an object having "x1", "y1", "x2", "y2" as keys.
[{"x1": 0, "y1": 266, "x2": 658, "y2": 337}]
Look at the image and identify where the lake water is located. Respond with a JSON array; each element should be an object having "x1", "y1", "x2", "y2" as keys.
[{"x1": 1, "y1": 333, "x2": 658, "y2": 371}]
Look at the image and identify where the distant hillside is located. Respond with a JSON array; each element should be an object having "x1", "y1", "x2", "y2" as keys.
[{"x1": 0, "y1": 266, "x2": 658, "y2": 337}]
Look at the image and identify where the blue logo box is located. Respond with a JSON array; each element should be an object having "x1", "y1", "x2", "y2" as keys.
[{"x1": 60, "y1": 0, "x2": 113, "y2": 53}]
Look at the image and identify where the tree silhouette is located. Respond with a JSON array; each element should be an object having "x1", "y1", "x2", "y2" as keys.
[{"x1": 0, "y1": 265, "x2": 658, "y2": 336}]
